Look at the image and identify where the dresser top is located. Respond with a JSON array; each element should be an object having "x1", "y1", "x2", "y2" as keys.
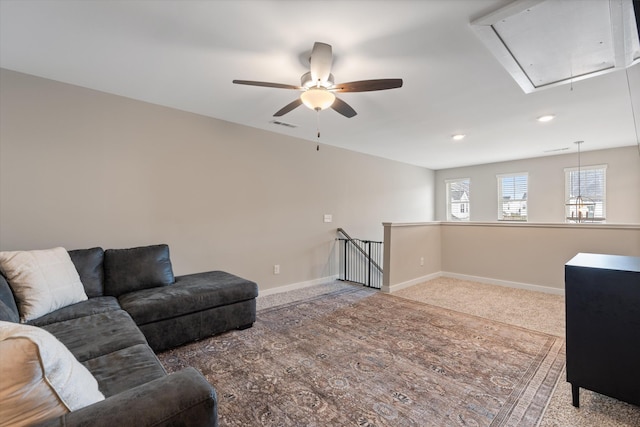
[{"x1": 566, "y1": 253, "x2": 640, "y2": 273}]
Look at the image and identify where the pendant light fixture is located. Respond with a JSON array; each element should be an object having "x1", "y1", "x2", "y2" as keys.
[{"x1": 565, "y1": 141, "x2": 596, "y2": 223}]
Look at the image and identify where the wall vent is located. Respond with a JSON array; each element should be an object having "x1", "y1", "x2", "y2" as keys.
[
  {"x1": 544, "y1": 147, "x2": 570, "y2": 153},
  {"x1": 270, "y1": 120, "x2": 297, "y2": 128}
]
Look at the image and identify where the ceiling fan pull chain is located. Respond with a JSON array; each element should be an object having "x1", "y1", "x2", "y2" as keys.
[
  {"x1": 569, "y1": 56, "x2": 574, "y2": 92},
  {"x1": 316, "y1": 110, "x2": 321, "y2": 151}
]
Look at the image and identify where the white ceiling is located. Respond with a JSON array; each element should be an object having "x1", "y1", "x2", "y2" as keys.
[{"x1": 1, "y1": 0, "x2": 639, "y2": 170}]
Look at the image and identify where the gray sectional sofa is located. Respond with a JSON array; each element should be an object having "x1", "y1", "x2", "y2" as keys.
[{"x1": 0, "y1": 244, "x2": 259, "y2": 427}]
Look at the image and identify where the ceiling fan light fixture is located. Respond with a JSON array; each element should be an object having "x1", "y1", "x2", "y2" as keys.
[{"x1": 301, "y1": 88, "x2": 336, "y2": 111}]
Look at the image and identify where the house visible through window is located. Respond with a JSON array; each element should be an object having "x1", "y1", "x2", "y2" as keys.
[
  {"x1": 446, "y1": 178, "x2": 470, "y2": 221},
  {"x1": 565, "y1": 164, "x2": 606, "y2": 222},
  {"x1": 497, "y1": 173, "x2": 528, "y2": 221}
]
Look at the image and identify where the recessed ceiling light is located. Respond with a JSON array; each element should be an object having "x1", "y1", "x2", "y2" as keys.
[
  {"x1": 537, "y1": 114, "x2": 555, "y2": 122},
  {"x1": 452, "y1": 134, "x2": 466, "y2": 141}
]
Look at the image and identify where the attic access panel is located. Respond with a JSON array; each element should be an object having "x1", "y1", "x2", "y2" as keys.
[{"x1": 472, "y1": 0, "x2": 640, "y2": 93}]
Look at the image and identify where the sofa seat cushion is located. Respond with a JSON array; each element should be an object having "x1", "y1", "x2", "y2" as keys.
[
  {"x1": 41, "y1": 310, "x2": 147, "y2": 363},
  {"x1": 119, "y1": 271, "x2": 258, "y2": 326},
  {"x1": 82, "y1": 344, "x2": 166, "y2": 398},
  {"x1": 28, "y1": 297, "x2": 120, "y2": 327}
]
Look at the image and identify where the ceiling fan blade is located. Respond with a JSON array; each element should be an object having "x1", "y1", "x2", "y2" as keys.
[
  {"x1": 331, "y1": 97, "x2": 357, "y2": 118},
  {"x1": 233, "y1": 80, "x2": 302, "y2": 90},
  {"x1": 273, "y1": 98, "x2": 303, "y2": 117},
  {"x1": 309, "y1": 42, "x2": 333, "y2": 84},
  {"x1": 332, "y1": 79, "x2": 403, "y2": 92}
]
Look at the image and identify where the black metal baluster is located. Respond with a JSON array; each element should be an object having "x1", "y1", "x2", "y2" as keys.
[{"x1": 337, "y1": 229, "x2": 383, "y2": 289}]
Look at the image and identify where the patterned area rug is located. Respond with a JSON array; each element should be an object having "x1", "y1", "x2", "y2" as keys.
[{"x1": 158, "y1": 287, "x2": 565, "y2": 426}]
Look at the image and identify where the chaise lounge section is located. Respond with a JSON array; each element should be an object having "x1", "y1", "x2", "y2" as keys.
[{"x1": 98, "y1": 244, "x2": 258, "y2": 351}]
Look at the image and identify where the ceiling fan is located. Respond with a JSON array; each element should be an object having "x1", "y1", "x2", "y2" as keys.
[{"x1": 233, "y1": 42, "x2": 403, "y2": 118}]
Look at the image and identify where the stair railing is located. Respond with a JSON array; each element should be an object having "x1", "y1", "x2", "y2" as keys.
[{"x1": 337, "y1": 228, "x2": 383, "y2": 289}]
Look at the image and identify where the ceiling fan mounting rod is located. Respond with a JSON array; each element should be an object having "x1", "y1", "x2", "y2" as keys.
[{"x1": 301, "y1": 71, "x2": 334, "y2": 89}]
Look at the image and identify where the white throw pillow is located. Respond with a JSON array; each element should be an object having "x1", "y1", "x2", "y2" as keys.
[
  {"x1": 0, "y1": 321, "x2": 105, "y2": 427},
  {"x1": 0, "y1": 247, "x2": 87, "y2": 322}
]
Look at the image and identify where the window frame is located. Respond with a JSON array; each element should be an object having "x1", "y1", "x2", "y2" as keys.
[
  {"x1": 497, "y1": 172, "x2": 528, "y2": 222},
  {"x1": 564, "y1": 163, "x2": 607, "y2": 223},
  {"x1": 445, "y1": 178, "x2": 470, "y2": 222}
]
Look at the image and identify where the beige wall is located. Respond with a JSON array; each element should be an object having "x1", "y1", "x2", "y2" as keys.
[
  {"x1": 382, "y1": 222, "x2": 441, "y2": 291},
  {"x1": 434, "y1": 146, "x2": 640, "y2": 223},
  {"x1": 0, "y1": 69, "x2": 435, "y2": 291},
  {"x1": 4, "y1": 68, "x2": 637, "y2": 295},
  {"x1": 441, "y1": 223, "x2": 640, "y2": 290},
  {"x1": 383, "y1": 221, "x2": 640, "y2": 292}
]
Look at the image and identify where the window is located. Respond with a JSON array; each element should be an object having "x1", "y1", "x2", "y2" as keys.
[
  {"x1": 446, "y1": 178, "x2": 470, "y2": 221},
  {"x1": 565, "y1": 164, "x2": 606, "y2": 222},
  {"x1": 497, "y1": 173, "x2": 528, "y2": 221}
]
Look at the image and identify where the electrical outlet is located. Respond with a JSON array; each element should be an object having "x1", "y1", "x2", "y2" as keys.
[
  {"x1": 420, "y1": 257, "x2": 424, "y2": 266},
  {"x1": 323, "y1": 214, "x2": 332, "y2": 223},
  {"x1": 273, "y1": 264, "x2": 280, "y2": 274}
]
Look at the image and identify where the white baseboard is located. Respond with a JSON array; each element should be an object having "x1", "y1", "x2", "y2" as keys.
[
  {"x1": 381, "y1": 272, "x2": 443, "y2": 293},
  {"x1": 441, "y1": 272, "x2": 565, "y2": 295},
  {"x1": 260, "y1": 272, "x2": 565, "y2": 297},
  {"x1": 258, "y1": 275, "x2": 339, "y2": 297},
  {"x1": 382, "y1": 271, "x2": 565, "y2": 295}
]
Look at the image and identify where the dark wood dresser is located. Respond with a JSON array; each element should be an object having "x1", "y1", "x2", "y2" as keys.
[{"x1": 565, "y1": 252, "x2": 640, "y2": 407}]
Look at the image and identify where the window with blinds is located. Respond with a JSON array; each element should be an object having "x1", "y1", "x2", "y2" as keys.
[
  {"x1": 446, "y1": 178, "x2": 470, "y2": 221},
  {"x1": 497, "y1": 173, "x2": 528, "y2": 221},
  {"x1": 565, "y1": 164, "x2": 606, "y2": 222}
]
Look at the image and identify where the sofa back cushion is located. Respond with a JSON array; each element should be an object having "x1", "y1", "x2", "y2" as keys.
[
  {"x1": 103, "y1": 244, "x2": 175, "y2": 297},
  {"x1": 0, "y1": 274, "x2": 19, "y2": 323},
  {"x1": 0, "y1": 300, "x2": 19, "y2": 323},
  {"x1": 68, "y1": 247, "x2": 105, "y2": 298}
]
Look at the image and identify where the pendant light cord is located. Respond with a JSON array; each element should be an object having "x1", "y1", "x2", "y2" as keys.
[
  {"x1": 610, "y1": 0, "x2": 639, "y2": 156},
  {"x1": 624, "y1": 68, "x2": 640, "y2": 156},
  {"x1": 577, "y1": 141, "x2": 581, "y2": 198}
]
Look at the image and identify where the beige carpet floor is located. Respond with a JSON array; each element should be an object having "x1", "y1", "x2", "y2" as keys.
[{"x1": 258, "y1": 277, "x2": 640, "y2": 427}]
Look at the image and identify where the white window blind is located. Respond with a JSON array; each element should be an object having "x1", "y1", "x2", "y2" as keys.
[
  {"x1": 564, "y1": 164, "x2": 606, "y2": 222},
  {"x1": 497, "y1": 173, "x2": 528, "y2": 221},
  {"x1": 446, "y1": 178, "x2": 470, "y2": 221}
]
